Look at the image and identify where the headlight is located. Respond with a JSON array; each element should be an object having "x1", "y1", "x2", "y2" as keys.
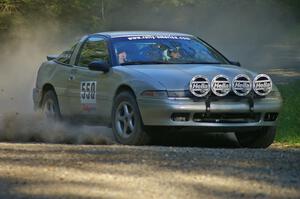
[
  {"x1": 253, "y1": 74, "x2": 272, "y2": 96},
  {"x1": 267, "y1": 90, "x2": 280, "y2": 98},
  {"x1": 232, "y1": 74, "x2": 252, "y2": 96},
  {"x1": 141, "y1": 90, "x2": 191, "y2": 99},
  {"x1": 211, "y1": 75, "x2": 231, "y2": 97},
  {"x1": 189, "y1": 75, "x2": 210, "y2": 97},
  {"x1": 140, "y1": 90, "x2": 168, "y2": 98}
]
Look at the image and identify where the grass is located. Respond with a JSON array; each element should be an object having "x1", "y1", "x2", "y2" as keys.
[{"x1": 276, "y1": 80, "x2": 300, "y2": 145}]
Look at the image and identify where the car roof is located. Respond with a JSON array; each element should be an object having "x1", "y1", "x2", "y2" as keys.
[{"x1": 92, "y1": 31, "x2": 193, "y2": 38}]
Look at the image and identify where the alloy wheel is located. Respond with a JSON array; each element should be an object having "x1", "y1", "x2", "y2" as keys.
[
  {"x1": 43, "y1": 99, "x2": 56, "y2": 119},
  {"x1": 115, "y1": 102, "x2": 136, "y2": 138}
]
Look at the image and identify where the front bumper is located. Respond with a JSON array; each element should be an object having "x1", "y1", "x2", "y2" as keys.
[{"x1": 137, "y1": 96, "x2": 282, "y2": 130}]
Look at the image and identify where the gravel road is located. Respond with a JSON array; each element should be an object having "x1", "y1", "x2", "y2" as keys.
[{"x1": 0, "y1": 143, "x2": 299, "y2": 199}]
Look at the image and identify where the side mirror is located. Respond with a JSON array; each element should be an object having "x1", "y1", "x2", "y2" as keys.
[
  {"x1": 47, "y1": 54, "x2": 58, "y2": 61},
  {"x1": 230, "y1": 61, "x2": 241, "y2": 67},
  {"x1": 88, "y1": 61, "x2": 110, "y2": 73}
]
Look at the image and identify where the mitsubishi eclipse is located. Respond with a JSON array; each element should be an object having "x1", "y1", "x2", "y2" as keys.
[{"x1": 33, "y1": 31, "x2": 282, "y2": 147}]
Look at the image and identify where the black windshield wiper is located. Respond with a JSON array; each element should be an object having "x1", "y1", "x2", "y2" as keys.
[
  {"x1": 181, "y1": 61, "x2": 222, "y2": 64},
  {"x1": 120, "y1": 61, "x2": 222, "y2": 66},
  {"x1": 120, "y1": 61, "x2": 168, "y2": 66}
]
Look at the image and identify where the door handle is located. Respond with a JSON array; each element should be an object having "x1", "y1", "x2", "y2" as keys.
[
  {"x1": 69, "y1": 75, "x2": 75, "y2": 81},
  {"x1": 69, "y1": 68, "x2": 77, "y2": 80}
]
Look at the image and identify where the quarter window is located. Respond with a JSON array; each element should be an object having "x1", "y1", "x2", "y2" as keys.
[
  {"x1": 77, "y1": 37, "x2": 109, "y2": 67},
  {"x1": 56, "y1": 44, "x2": 76, "y2": 64}
]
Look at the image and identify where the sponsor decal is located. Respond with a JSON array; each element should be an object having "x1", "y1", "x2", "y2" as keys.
[
  {"x1": 253, "y1": 74, "x2": 272, "y2": 96},
  {"x1": 211, "y1": 75, "x2": 231, "y2": 97},
  {"x1": 189, "y1": 75, "x2": 210, "y2": 97},
  {"x1": 232, "y1": 74, "x2": 252, "y2": 96},
  {"x1": 127, "y1": 35, "x2": 191, "y2": 41},
  {"x1": 81, "y1": 104, "x2": 97, "y2": 112},
  {"x1": 80, "y1": 81, "x2": 96, "y2": 104}
]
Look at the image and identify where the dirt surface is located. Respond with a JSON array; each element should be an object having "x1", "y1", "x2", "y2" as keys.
[{"x1": 0, "y1": 143, "x2": 299, "y2": 199}]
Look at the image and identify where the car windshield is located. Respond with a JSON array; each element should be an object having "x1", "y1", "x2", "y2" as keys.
[{"x1": 112, "y1": 35, "x2": 229, "y2": 65}]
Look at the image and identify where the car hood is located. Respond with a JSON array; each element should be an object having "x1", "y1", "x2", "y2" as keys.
[{"x1": 126, "y1": 64, "x2": 257, "y2": 90}]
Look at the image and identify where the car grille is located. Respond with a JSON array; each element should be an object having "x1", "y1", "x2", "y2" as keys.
[
  {"x1": 193, "y1": 113, "x2": 261, "y2": 123},
  {"x1": 185, "y1": 90, "x2": 265, "y2": 101}
]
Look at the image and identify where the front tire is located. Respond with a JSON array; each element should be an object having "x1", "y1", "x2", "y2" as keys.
[
  {"x1": 112, "y1": 91, "x2": 150, "y2": 145},
  {"x1": 235, "y1": 127, "x2": 276, "y2": 148},
  {"x1": 41, "y1": 90, "x2": 61, "y2": 121}
]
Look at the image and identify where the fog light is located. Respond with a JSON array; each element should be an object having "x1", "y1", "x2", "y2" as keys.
[
  {"x1": 171, "y1": 113, "x2": 190, "y2": 122},
  {"x1": 264, "y1": 112, "x2": 278, "y2": 121}
]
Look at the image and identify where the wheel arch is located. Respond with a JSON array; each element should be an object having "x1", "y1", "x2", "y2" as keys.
[
  {"x1": 39, "y1": 83, "x2": 58, "y2": 108},
  {"x1": 111, "y1": 84, "x2": 150, "y2": 145},
  {"x1": 114, "y1": 84, "x2": 137, "y2": 100}
]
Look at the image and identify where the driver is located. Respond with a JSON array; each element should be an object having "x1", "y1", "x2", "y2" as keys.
[
  {"x1": 163, "y1": 47, "x2": 182, "y2": 61},
  {"x1": 169, "y1": 48, "x2": 181, "y2": 60},
  {"x1": 118, "y1": 50, "x2": 127, "y2": 64}
]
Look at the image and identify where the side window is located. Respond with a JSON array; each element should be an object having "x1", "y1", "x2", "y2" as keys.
[
  {"x1": 56, "y1": 44, "x2": 76, "y2": 64},
  {"x1": 77, "y1": 37, "x2": 109, "y2": 67}
]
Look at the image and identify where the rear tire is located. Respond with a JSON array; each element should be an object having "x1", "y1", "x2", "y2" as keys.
[
  {"x1": 235, "y1": 127, "x2": 276, "y2": 148},
  {"x1": 112, "y1": 91, "x2": 150, "y2": 145},
  {"x1": 41, "y1": 90, "x2": 61, "y2": 121}
]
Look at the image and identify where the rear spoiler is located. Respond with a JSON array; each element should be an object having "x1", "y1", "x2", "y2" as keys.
[{"x1": 47, "y1": 54, "x2": 58, "y2": 61}]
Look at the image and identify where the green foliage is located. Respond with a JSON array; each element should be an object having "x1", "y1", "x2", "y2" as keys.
[
  {"x1": 144, "y1": 0, "x2": 196, "y2": 7},
  {"x1": 0, "y1": 0, "x2": 107, "y2": 39},
  {"x1": 276, "y1": 81, "x2": 300, "y2": 144},
  {"x1": 0, "y1": 0, "x2": 299, "y2": 40}
]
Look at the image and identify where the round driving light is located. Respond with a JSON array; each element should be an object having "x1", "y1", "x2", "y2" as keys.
[
  {"x1": 253, "y1": 74, "x2": 272, "y2": 96},
  {"x1": 189, "y1": 75, "x2": 210, "y2": 97},
  {"x1": 232, "y1": 74, "x2": 252, "y2": 96},
  {"x1": 211, "y1": 75, "x2": 231, "y2": 97}
]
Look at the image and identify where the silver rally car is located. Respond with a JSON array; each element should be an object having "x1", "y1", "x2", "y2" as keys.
[{"x1": 33, "y1": 31, "x2": 282, "y2": 147}]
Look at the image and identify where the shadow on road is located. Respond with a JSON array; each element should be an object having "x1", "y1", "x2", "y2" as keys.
[
  {"x1": 150, "y1": 132, "x2": 240, "y2": 148},
  {"x1": 0, "y1": 143, "x2": 299, "y2": 199}
]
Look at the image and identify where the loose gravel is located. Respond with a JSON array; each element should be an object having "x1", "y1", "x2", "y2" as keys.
[{"x1": 0, "y1": 143, "x2": 299, "y2": 199}]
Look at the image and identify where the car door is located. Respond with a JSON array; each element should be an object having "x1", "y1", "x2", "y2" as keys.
[
  {"x1": 67, "y1": 36, "x2": 111, "y2": 122},
  {"x1": 52, "y1": 44, "x2": 78, "y2": 116}
]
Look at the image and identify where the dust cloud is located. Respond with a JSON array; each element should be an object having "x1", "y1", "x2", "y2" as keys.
[
  {"x1": 107, "y1": 0, "x2": 300, "y2": 72},
  {"x1": 0, "y1": 25, "x2": 114, "y2": 145},
  {"x1": 0, "y1": 113, "x2": 114, "y2": 144},
  {"x1": 0, "y1": 25, "x2": 64, "y2": 113}
]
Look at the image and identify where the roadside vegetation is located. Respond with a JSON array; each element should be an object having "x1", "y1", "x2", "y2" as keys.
[
  {"x1": 276, "y1": 80, "x2": 300, "y2": 145},
  {"x1": 0, "y1": 0, "x2": 299, "y2": 42}
]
